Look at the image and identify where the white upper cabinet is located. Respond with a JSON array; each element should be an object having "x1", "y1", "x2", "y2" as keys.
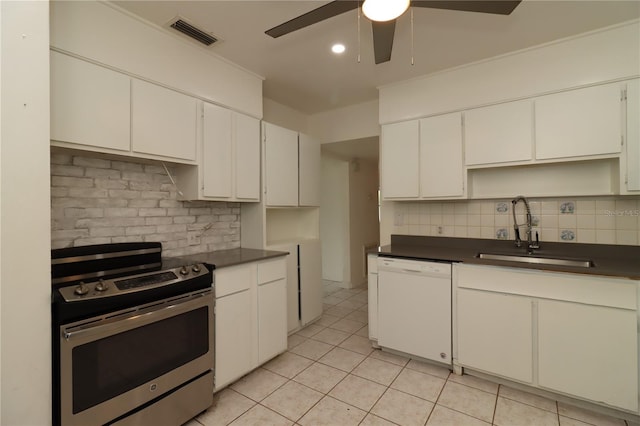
[
  {"x1": 626, "y1": 79, "x2": 640, "y2": 192},
  {"x1": 535, "y1": 83, "x2": 623, "y2": 160},
  {"x1": 203, "y1": 103, "x2": 233, "y2": 198},
  {"x1": 381, "y1": 120, "x2": 420, "y2": 199},
  {"x1": 131, "y1": 79, "x2": 197, "y2": 162},
  {"x1": 235, "y1": 113, "x2": 261, "y2": 200},
  {"x1": 298, "y1": 133, "x2": 321, "y2": 206},
  {"x1": 202, "y1": 103, "x2": 260, "y2": 201},
  {"x1": 420, "y1": 112, "x2": 464, "y2": 197},
  {"x1": 50, "y1": 51, "x2": 131, "y2": 152},
  {"x1": 464, "y1": 100, "x2": 533, "y2": 166},
  {"x1": 264, "y1": 122, "x2": 299, "y2": 207},
  {"x1": 263, "y1": 123, "x2": 320, "y2": 207}
]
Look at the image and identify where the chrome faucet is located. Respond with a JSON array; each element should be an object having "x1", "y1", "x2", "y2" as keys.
[{"x1": 511, "y1": 195, "x2": 539, "y2": 253}]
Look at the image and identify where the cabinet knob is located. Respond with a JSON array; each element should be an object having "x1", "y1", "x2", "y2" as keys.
[{"x1": 440, "y1": 352, "x2": 447, "y2": 359}]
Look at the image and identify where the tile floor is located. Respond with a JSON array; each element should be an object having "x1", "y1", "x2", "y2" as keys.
[{"x1": 187, "y1": 281, "x2": 634, "y2": 426}]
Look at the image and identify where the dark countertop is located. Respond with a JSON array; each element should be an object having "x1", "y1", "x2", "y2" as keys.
[
  {"x1": 375, "y1": 235, "x2": 640, "y2": 280},
  {"x1": 166, "y1": 247, "x2": 289, "y2": 270}
]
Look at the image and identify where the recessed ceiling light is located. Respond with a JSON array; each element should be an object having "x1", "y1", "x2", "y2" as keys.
[{"x1": 331, "y1": 43, "x2": 346, "y2": 54}]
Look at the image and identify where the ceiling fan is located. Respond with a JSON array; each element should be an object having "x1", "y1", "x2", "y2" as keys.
[{"x1": 265, "y1": 1, "x2": 522, "y2": 64}]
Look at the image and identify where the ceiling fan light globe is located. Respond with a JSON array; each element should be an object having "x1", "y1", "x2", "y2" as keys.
[{"x1": 362, "y1": 0, "x2": 410, "y2": 22}]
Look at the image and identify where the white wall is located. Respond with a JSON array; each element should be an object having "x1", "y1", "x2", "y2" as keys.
[
  {"x1": 320, "y1": 155, "x2": 349, "y2": 282},
  {"x1": 379, "y1": 21, "x2": 640, "y2": 123},
  {"x1": 348, "y1": 160, "x2": 379, "y2": 286},
  {"x1": 50, "y1": 1, "x2": 263, "y2": 118},
  {"x1": 1, "y1": 2, "x2": 51, "y2": 424},
  {"x1": 308, "y1": 100, "x2": 380, "y2": 144},
  {"x1": 263, "y1": 98, "x2": 309, "y2": 133}
]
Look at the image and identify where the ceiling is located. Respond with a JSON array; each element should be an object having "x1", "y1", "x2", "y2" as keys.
[
  {"x1": 114, "y1": 1, "x2": 639, "y2": 115},
  {"x1": 322, "y1": 137, "x2": 379, "y2": 162}
]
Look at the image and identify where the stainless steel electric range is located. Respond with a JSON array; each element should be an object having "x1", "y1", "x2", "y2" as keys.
[{"x1": 51, "y1": 242, "x2": 214, "y2": 426}]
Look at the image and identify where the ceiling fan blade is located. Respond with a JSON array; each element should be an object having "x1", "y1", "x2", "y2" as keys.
[
  {"x1": 266, "y1": 1, "x2": 359, "y2": 38},
  {"x1": 372, "y1": 20, "x2": 396, "y2": 65},
  {"x1": 411, "y1": 0, "x2": 521, "y2": 15}
]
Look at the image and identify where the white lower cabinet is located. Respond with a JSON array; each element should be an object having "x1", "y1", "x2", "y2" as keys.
[
  {"x1": 257, "y1": 260, "x2": 288, "y2": 364},
  {"x1": 454, "y1": 263, "x2": 639, "y2": 413},
  {"x1": 456, "y1": 289, "x2": 533, "y2": 383},
  {"x1": 267, "y1": 240, "x2": 323, "y2": 333},
  {"x1": 367, "y1": 254, "x2": 378, "y2": 343},
  {"x1": 215, "y1": 288, "x2": 252, "y2": 390},
  {"x1": 214, "y1": 257, "x2": 287, "y2": 391},
  {"x1": 538, "y1": 299, "x2": 638, "y2": 412},
  {"x1": 299, "y1": 240, "x2": 323, "y2": 326}
]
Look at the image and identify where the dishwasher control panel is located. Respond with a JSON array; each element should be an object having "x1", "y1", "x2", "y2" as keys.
[{"x1": 378, "y1": 257, "x2": 451, "y2": 277}]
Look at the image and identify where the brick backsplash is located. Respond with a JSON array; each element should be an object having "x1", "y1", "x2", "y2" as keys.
[
  {"x1": 392, "y1": 197, "x2": 640, "y2": 245},
  {"x1": 51, "y1": 153, "x2": 240, "y2": 256}
]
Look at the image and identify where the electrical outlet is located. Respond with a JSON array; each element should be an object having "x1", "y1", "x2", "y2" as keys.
[
  {"x1": 187, "y1": 233, "x2": 200, "y2": 246},
  {"x1": 437, "y1": 226, "x2": 443, "y2": 235}
]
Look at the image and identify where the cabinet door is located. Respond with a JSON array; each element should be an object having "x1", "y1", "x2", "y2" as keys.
[
  {"x1": 535, "y1": 83, "x2": 622, "y2": 160},
  {"x1": 203, "y1": 103, "x2": 233, "y2": 198},
  {"x1": 367, "y1": 255, "x2": 378, "y2": 342},
  {"x1": 235, "y1": 113, "x2": 261, "y2": 200},
  {"x1": 381, "y1": 121, "x2": 420, "y2": 199},
  {"x1": 257, "y1": 278, "x2": 287, "y2": 364},
  {"x1": 299, "y1": 240, "x2": 323, "y2": 326},
  {"x1": 626, "y1": 79, "x2": 640, "y2": 191},
  {"x1": 367, "y1": 272, "x2": 378, "y2": 341},
  {"x1": 215, "y1": 290, "x2": 252, "y2": 390},
  {"x1": 464, "y1": 100, "x2": 533, "y2": 165},
  {"x1": 267, "y1": 243, "x2": 299, "y2": 333},
  {"x1": 538, "y1": 300, "x2": 638, "y2": 411},
  {"x1": 131, "y1": 79, "x2": 197, "y2": 161},
  {"x1": 264, "y1": 122, "x2": 298, "y2": 206},
  {"x1": 298, "y1": 133, "x2": 321, "y2": 206},
  {"x1": 50, "y1": 51, "x2": 130, "y2": 151},
  {"x1": 456, "y1": 289, "x2": 533, "y2": 383},
  {"x1": 420, "y1": 112, "x2": 464, "y2": 197},
  {"x1": 378, "y1": 267, "x2": 451, "y2": 363}
]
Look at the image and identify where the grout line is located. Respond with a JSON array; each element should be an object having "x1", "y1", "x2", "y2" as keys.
[{"x1": 491, "y1": 384, "x2": 500, "y2": 425}]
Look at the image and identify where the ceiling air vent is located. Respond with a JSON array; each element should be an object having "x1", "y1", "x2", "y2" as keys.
[{"x1": 170, "y1": 19, "x2": 217, "y2": 46}]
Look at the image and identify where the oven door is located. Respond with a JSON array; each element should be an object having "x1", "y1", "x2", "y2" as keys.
[{"x1": 59, "y1": 290, "x2": 214, "y2": 426}]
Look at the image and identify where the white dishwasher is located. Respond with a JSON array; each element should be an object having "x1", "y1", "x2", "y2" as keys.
[{"x1": 377, "y1": 257, "x2": 452, "y2": 365}]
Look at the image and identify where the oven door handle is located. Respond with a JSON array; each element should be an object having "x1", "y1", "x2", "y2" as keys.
[{"x1": 62, "y1": 291, "x2": 213, "y2": 342}]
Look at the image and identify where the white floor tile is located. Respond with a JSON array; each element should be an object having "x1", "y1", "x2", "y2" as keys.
[
  {"x1": 298, "y1": 396, "x2": 367, "y2": 426},
  {"x1": 328, "y1": 374, "x2": 387, "y2": 411},
  {"x1": 371, "y1": 388, "x2": 434, "y2": 426},
  {"x1": 437, "y1": 381, "x2": 497, "y2": 423},
  {"x1": 494, "y1": 396, "x2": 559, "y2": 426},
  {"x1": 261, "y1": 381, "x2": 323, "y2": 422}
]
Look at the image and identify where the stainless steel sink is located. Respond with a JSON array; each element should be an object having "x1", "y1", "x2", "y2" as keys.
[{"x1": 477, "y1": 253, "x2": 594, "y2": 268}]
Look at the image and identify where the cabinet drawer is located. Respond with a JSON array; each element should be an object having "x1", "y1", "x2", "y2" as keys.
[
  {"x1": 456, "y1": 264, "x2": 637, "y2": 310},
  {"x1": 215, "y1": 264, "x2": 253, "y2": 298},
  {"x1": 257, "y1": 258, "x2": 286, "y2": 285}
]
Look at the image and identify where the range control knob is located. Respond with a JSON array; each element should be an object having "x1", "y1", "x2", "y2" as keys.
[
  {"x1": 192, "y1": 264, "x2": 201, "y2": 273},
  {"x1": 74, "y1": 282, "x2": 89, "y2": 296},
  {"x1": 95, "y1": 279, "x2": 109, "y2": 292},
  {"x1": 179, "y1": 266, "x2": 189, "y2": 276}
]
